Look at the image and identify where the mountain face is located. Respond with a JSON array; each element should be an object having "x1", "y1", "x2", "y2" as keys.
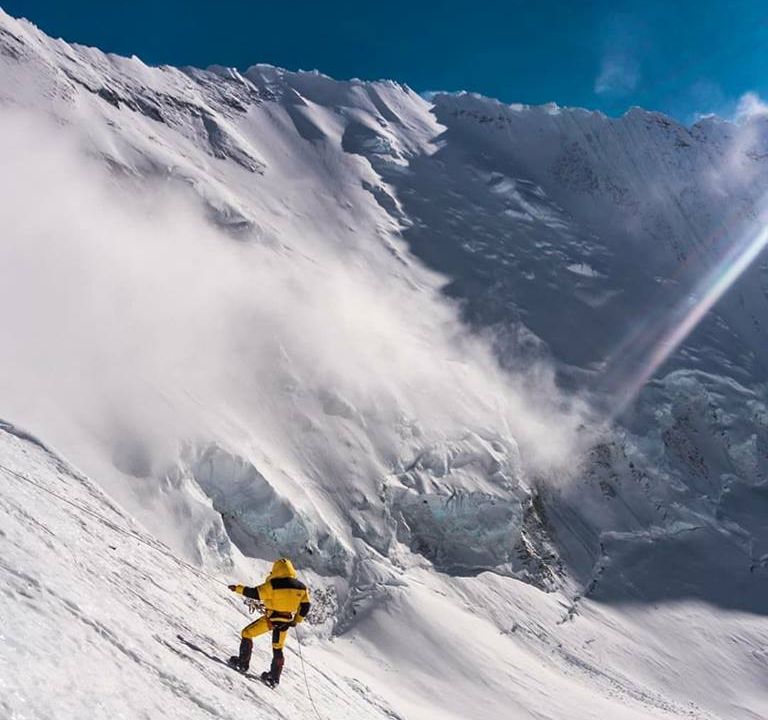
[{"x1": 1, "y1": 10, "x2": 768, "y2": 720}]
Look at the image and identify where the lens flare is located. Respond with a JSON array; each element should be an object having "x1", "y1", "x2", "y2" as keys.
[{"x1": 603, "y1": 211, "x2": 768, "y2": 418}]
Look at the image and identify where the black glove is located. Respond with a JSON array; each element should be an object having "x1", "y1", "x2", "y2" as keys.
[{"x1": 228, "y1": 584, "x2": 237, "y2": 592}]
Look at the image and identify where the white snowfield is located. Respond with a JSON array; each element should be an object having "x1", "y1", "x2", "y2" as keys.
[
  {"x1": 1, "y1": 8, "x2": 768, "y2": 720},
  {"x1": 4, "y1": 422, "x2": 766, "y2": 720}
]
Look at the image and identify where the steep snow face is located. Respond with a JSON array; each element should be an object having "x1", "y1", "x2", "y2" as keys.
[
  {"x1": 0, "y1": 423, "x2": 401, "y2": 720},
  {"x1": 0, "y1": 10, "x2": 584, "y2": 593},
  {"x1": 381, "y1": 93, "x2": 768, "y2": 385},
  {"x1": 2, "y1": 8, "x2": 768, "y2": 718},
  {"x1": 353, "y1": 91, "x2": 768, "y2": 613}
]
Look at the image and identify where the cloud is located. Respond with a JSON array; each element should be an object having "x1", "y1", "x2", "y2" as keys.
[
  {"x1": 686, "y1": 89, "x2": 768, "y2": 129},
  {"x1": 684, "y1": 89, "x2": 768, "y2": 131},
  {"x1": 734, "y1": 91, "x2": 768, "y2": 122},
  {"x1": 593, "y1": 12, "x2": 646, "y2": 98},
  {"x1": 594, "y1": 53, "x2": 640, "y2": 96}
]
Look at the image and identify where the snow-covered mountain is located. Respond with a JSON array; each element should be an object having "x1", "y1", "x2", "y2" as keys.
[{"x1": 1, "y1": 9, "x2": 767, "y2": 719}]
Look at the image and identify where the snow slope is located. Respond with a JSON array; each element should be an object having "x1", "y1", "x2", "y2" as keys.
[
  {"x1": 4, "y1": 422, "x2": 768, "y2": 720},
  {"x1": 1, "y1": 8, "x2": 768, "y2": 719},
  {"x1": 0, "y1": 422, "x2": 402, "y2": 720}
]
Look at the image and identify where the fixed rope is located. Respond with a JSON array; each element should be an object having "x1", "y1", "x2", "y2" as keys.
[{"x1": 295, "y1": 624, "x2": 324, "y2": 720}]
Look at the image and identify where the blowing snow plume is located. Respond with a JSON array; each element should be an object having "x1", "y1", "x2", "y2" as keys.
[{"x1": 0, "y1": 108, "x2": 588, "y2": 580}]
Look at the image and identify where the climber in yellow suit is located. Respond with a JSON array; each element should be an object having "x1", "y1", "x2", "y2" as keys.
[{"x1": 227, "y1": 557, "x2": 311, "y2": 686}]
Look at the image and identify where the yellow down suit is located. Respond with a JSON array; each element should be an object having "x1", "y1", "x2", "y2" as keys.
[{"x1": 228, "y1": 558, "x2": 311, "y2": 684}]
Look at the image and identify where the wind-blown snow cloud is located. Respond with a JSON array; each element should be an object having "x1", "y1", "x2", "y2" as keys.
[
  {"x1": 734, "y1": 91, "x2": 768, "y2": 122},
  {"x1": 0, "y1": 108, "x2": 588, "y2": 559}
]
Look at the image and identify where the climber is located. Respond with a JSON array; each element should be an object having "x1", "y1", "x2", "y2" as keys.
[{"x1": 227, "y1": 557, "x2": 311, "y2": 687}]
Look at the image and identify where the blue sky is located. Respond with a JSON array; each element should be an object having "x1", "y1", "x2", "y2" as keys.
[{"x1": 4, "y1": 0, "x2": 768, "y2": 122}]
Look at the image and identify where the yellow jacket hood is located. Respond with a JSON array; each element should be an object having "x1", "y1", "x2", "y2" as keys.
[{"x1": 269, "y1": 558, "x2": 297, "y2": 579}]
